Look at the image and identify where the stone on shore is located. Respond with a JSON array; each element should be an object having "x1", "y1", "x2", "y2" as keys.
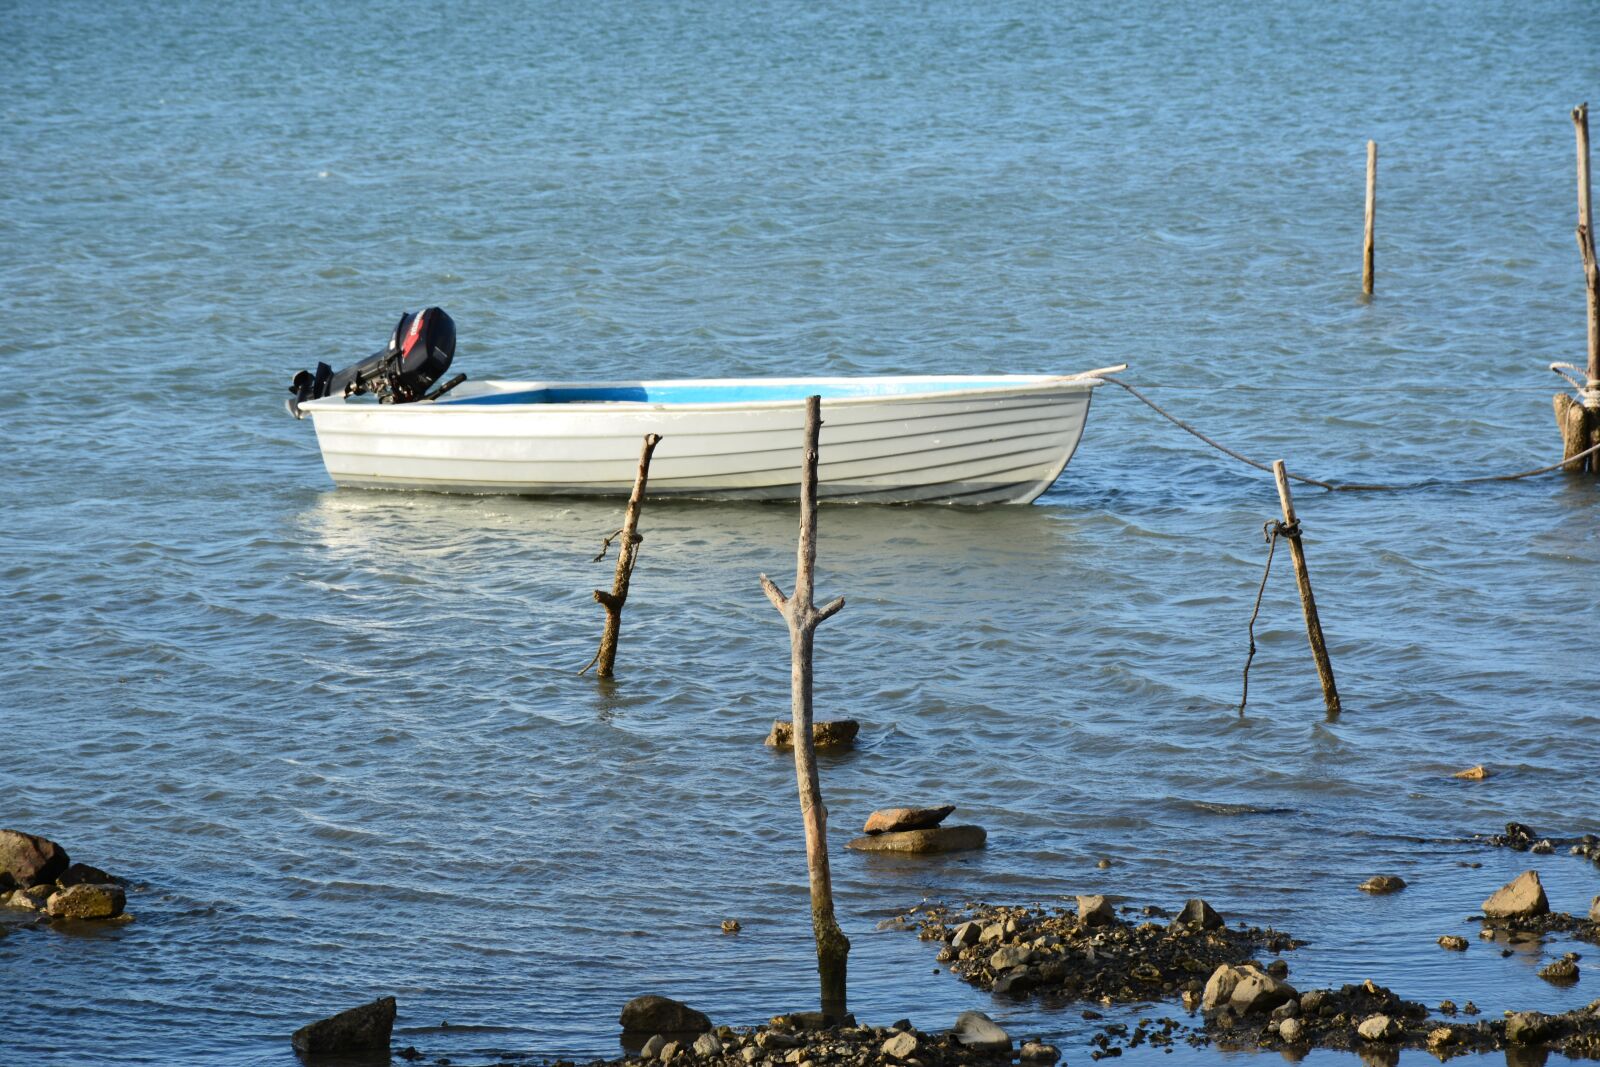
[
  {"x1": 1357, "y1": 1014, "x2": 1400, "y2": 1041},
  {"x1": 1358, "y1": 875, "x2": 1406, "y2": 894},
  {"x1": 1590, "y1": 895, "x2": 1600, "y2": 923},
  {"x1": 845, "y1": 826, "x2": 985, "y2": 854},
  {"x1": 1077, "y1": 894, "x2": 1115, "y2": 927},
  {"x1": 1278, "y1": 1017, "x2": 1304, "y2": 1042},
  {"x1": 864, "y1": 805, "x2": 955, "y2": 835},
  {"x1": 290, "y1": 996, "x2": 396, "y2": 1054},
  {"x1": 1482, "y1": 870, "x2": 1549, "y2": 919},
  {"x1": 950, "y1": 920, "x2": 982, "y2": 948},
  {"x1": 1505, "y1": 1012, "x2": 1553, "y2": 1045},
  {"x1": 765, "y1": 720, "x2": 859, "y2": 751},
  {"x1": 691, "y1": 1033, "x2": 723, "y2": 1057},
  {"x1": 880, "y1": 1031, "x2": 918, "y2": 1060},
  {"x1": 620, "y1": 995, "x2": 712, "y2": 1035},
  {"x1": 1175, "y1": 898, "x2": 1225, "y2": 931},
  {"x1": 952, "y1": 1011, "x2": 1010, "y2": 1051},
  {"x1": 1202, "y1": 964, "x2": 1297, "y2": 1016},
  {"x1": 0, "y1": 830, "x2": 70, "y2": 888},
  {"x1": 46, "y1": 883, "x2": 125, "y2": 920}
]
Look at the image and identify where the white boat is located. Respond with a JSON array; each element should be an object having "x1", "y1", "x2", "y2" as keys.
[{"x1": 296, "y1": 368, "x2": 1123, "y2": 505}]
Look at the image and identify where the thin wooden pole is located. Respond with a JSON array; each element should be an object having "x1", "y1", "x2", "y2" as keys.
[
  {"x1": 1576, "y1": 104, "x2": 1598, "y2": 399},
  {"x1": 1363, "y1": 140, "x2": 1377, "y2": 296},
  {"x1": 759, "y1": 396, "x2": 849, "y2": 1020},
  {"x1": 583, "y1": 433, "x2": 661, "y2": 678},
  {"x1": 1272, "y1": 460, "x2": 1341, "y2": 717}
]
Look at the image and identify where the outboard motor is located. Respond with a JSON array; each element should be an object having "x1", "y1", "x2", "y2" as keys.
[{"x1": 288, "y1": 307, "x2": 462, "y2": 418}]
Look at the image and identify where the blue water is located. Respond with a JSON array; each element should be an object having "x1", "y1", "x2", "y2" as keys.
[{"x1": 3, "y1": 2, "x2": 1598, "y2": 1065}]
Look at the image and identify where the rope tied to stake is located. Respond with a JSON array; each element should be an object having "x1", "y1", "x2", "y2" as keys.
[{"x1": 1238, "y1": 518, "x2": 1298, "y2": 716}]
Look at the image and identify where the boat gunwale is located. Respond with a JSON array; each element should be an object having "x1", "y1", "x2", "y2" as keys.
[{"x1": 298, "y1": 372, "x2": 1110, "y2": 417}]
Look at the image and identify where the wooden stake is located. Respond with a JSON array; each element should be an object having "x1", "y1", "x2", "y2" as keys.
[
  {"x1": 1272, "y1": 460, "x2": 1341, "y2": 717},
  {"x1": 582, "y1": 433, "x2": 661, "y2": 678},
  {"x1": 1363, "y1": 140, "x2": 1377, "y2": 296},
  {"x1": 1577, "y1": 104, "x2": 1599, "y2": 398},
  {"x1": 1555, "y1": 393, "x2": 1591, "y2": 473},
  {"x1": 759, "y1": 396, "x2": 849, "y2": 1020}
]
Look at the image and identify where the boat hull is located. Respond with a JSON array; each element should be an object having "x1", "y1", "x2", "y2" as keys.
[{"x1": 302, "y1": 376, "x2": 1102, "y2": 505}]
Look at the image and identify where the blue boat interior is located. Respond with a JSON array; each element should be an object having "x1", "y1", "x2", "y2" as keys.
[{"x1": 443, "y1": 378, "x2": 1030, "y2": 406}]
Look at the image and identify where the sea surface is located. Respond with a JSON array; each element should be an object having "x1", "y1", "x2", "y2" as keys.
[{"x1": 3, "y1": 2, "x2": 1599, "y2": 1064}]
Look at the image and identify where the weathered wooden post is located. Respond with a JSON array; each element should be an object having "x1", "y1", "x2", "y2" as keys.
[
  {"x1": 1272, "y1": 460, "x2": 1341, "y2": 717},
  {"x1": 1571, "y1": 104, "x2": 1600, "y2": 469},
  {"x1": 1363, "y1": 140, "x2": 1377, "y2": 296},
  {"x1": 581, "y1": 433, "x2": 661, "y2": 678},
  {"x1": 759, "y1": 396, "x2": 849, "y2": 1020}
]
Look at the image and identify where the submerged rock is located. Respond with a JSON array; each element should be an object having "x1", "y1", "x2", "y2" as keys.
[
  {"x1": 1359, "y1": 875, "x2": 1406, "y2": 894},
  {"x1": 1538, "y1": 958, "x2": 1580, "y2": 984},
  {"x1": 845, "y1": 826, "x2": 986, "y2": 854},
  {"x1": 1019, "y1": 1041, "x2": 1060, "y2": 1063},
  {"x1": 620, "y1": 995, "x2": 711, "y2": 1035},
  {"x1": 1437, "y1": 935, "x2": 1468, "y2": 951},
  {"x1": 864, "y1": 805, "x2": 956, "y2": 835},
  {"x1": 1453, "y1": 765, "x2": 1491, "y2": 780},
  {"x1": 0, "y1": 830, "x2": 69, "y2": 888},
  {"x1": 764, "y1": 720, "x2": 859, "y2": 751},
  {"x1": 290, "y1": 996, "x2": 396, "y2": 1054},
  {"x1": 1483, "y1": 870, "x2": 1549, "y2": 919},
  {"x1": 45, "y1": 883, "x2": 124, "y2": 920}
]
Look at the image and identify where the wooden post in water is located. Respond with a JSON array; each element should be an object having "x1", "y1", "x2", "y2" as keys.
[
  {"x1": 760, "y1": 396, "x2": 849, "y2": 1020},
  {"x1": 582, "y1": 433, "x2": 661, "y2": 678},
  {"x1": 1574, "y1": 103, "x2": 1600, "y2": 469},
  {"x1": 1272, "y1": 460, "x2": 1342, "y2": 717},
  {"x1": 1363, "y1": 140, "x2": 1377, "y2": 296}
]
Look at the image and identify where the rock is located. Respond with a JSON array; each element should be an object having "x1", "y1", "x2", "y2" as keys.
[
  {"x1": 844, "y1": 826, "x2": 985, "y2": 854},
  {"x1": 721, "y1": 920, "x2": 741, "y2": 934},
  {"x1": 1532, "y1": 839, "x2": 1555, "y2": 854},
  {"x1": 0, "y1": 830, "x2": 69, "y2": 888},
  {"x1": 1279, "y1": 1017, "x2": 1304, "y2": 1042},
  {"x1": 1453, "y1": 765, "x2": 1491, "y2": 780},
  {"x1": 659, "y1": 1040, "x2": 682, "y2": 1064},
  {"x1": 739, "y1": 1047, "x2": 759, "y2": 1065},
  {"x1": 641, "y1": 1035, "x2": 666, "y2": 1060},
  {"x1": 1175, "y1": 898, "x2": 1224, "y2": 930},
  {"x1": 4, "y1": 888, "x2": 39, "y2": 911},
  {"x1": 1357, "y1": 1015, "x2": 1400, "y2": 1041},
  {"x1": 620, "y1": 995, "x2": 712, "y2": 1035},
  {"x1": 692, "y1": 1033, "x2": 723, "y2": 1057},
  {"x1": 1538, "y1": 958, "x2": 1579, "y2": 983},
  {"x1": 978, "y1": 922, "x2": 1007, "y2": 944},
  {"x1": 765, "y1": 720, "x2": 859, "y2": 751},
  {"x1": 1505, "y1": 1012, "x2": 1552, "y2": 1045},
  {"x1": 1427, "y1": 1027, "x2": 1456, "y2": 1050},
  {"x1": 46, "y1": 883, "x2": 125, "y2": 920},
  {"x1": 1202, "y1": 964, "x2": 1296, "y2": 1016},
  {"x1": 1438, "y1": 935, "x2": 1468, "y2": 951},
  {"x1": 1482, "y1": 870, "x2": 1549, "y2": 919},
  {"x1": 881, "y1": 1031, "x2": 919, "y2": 1060},
  {"x1": 989, "y1": 944, "x2": 1033, "y2": 970},
  {"x1": 1020, "y1": 1041, "x2": 1061, "y2": 1063},
  {"x1": 952, "y1": 1011, "x2": 1011, "y2": 1052},
  {"x1": 1590, "y1": 895, "x2": 1600, "y2": 923},
  {"x1": 1077, "y1": 894, "x2": 1115, "y2": 927},
  {"x1": 950, "y1": 920, "x2": 982, "y2": 948},
  {"x1": 290, "y1": 996, "x2": 397, "y2": 1054},
  {"x1": 58, "y1": 863, "x2": 118, "y2": 888},
  {"x1": 864, "y1": 805, "x2": 956, "y2": 835},
  {"x1": 1359, "y1": 875, "x2": 1406, "y2": 894}
]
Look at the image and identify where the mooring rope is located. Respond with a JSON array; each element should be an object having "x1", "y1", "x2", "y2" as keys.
[
  {"x1": 1104, "y1": 377, "x2": 1600, "y2": 491},
  {"x1": 1238, "y1": 519, "x2": 1296, "y2": 717}
]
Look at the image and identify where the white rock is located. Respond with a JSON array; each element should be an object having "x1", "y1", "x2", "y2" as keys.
[{"x1": 952, "y1": 1010, "x2": 1011, "y2": 1051}]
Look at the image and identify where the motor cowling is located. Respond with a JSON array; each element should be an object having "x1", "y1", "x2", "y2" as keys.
[{"x1": 288, "y1": 307, "x2": 458, "y2": 417}]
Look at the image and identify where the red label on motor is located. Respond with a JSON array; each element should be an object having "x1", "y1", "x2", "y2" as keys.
[{"x1": 403, "y1": 311, "x2": 427, "y2": 357}]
